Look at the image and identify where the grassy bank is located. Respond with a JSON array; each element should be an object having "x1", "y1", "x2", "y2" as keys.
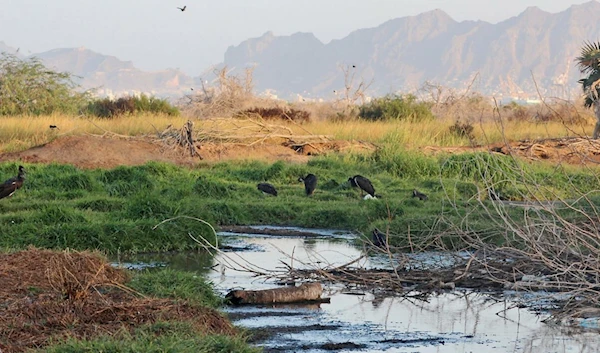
[
  {"x1": 0, "y1": 113, "x2": 594, "y2": 153},
  {"x1": 1, "y1": 147, "x2": 598, "y2": 253},
  {"x1": 41, "y1": 326, "x2": 259, "y2": 353}
]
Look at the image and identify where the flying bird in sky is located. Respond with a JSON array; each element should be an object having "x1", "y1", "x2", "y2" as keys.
[{"x1": 177, "y1": 5, "x2": 187, "y2": 12}]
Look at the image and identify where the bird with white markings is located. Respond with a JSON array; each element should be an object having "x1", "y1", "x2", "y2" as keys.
[
  {"x1": 412, "y1": 189, "x2": 428, "y2": 201},
  {"x1": 0, "y1": 165, "x2": 26, "y2": 200},
  {"x1": 257, "y1": 183, "x2": 277, "y2": 197},
  {"x1": 348, "y1": 175, "x2": 377, "y2": 199}
]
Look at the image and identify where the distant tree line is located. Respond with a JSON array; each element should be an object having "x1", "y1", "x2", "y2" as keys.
[{"x1": 0, "y1": 53, "x2": 179, "y2": 117}]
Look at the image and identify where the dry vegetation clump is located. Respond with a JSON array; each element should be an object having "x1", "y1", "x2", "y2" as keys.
[
  {"x1": 0, "y1": 248, "x2": 236, "y2": 353},
  {"x1": 156, "y1": 120, "x2": 203, "y2": 158},
  {"x1": 291, "y1": 101, "x2": 347, "y2": 122},
  {"x1": 180, "y1": 66, "x2": 274, "y2": 118},
  {"x1": 501, "y1": 99, "x2": 592, "y2": 125},
  {"x1": 418, "y1": 81, "x2": 594, "y2": 126},
  {"x1": 418, "y1": 81, "x2": 494, "y2": 122},
  {"x1": 278, "y1": 251, "x2": 550, "y2": 295},
  {"x1": 236, "y1": 106, "x2": 311, "y2": 123}
]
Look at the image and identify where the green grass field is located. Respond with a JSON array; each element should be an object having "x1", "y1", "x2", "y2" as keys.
[{"x1": 1, "y1": 147, "x2": 598, "y2": 253}]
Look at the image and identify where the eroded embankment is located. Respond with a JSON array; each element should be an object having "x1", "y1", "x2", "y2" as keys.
[{"x1": 0, "y1": 248, "x2": 236, "y2": 353}]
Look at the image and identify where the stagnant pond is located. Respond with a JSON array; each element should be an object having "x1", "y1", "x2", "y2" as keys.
[{"x1": 114, "y1": 226, "x2": 600, "y2": 353}]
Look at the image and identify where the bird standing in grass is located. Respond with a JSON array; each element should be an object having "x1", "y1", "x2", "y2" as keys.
[
  {"x1": 412, "y1": 189, "x2": 428, "y2": 201},
  {"x1": 348, "y1": 175, "x2": 376, "y2": 198},
  {"x1": 0, "y1": 165, "x2": 26, "y2": 200},
  {"x1": 298, "y1": 174, "x2": 318, "y2": 196},
  {"x1": 257, "y1": 183, "x2": 277, "y2": 196},
  {"x1": 177, "y1": 5, "x2": 187, "y2": 11}
]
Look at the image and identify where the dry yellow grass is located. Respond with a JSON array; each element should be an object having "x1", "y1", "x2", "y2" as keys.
[
  {"x1": 0, "y1": 114, "x2": 189, "y2": 152},
  {"x1": 297, "y1": 118, "x2": 593, "y2": 147},
  {"x1": 0, "y1": 113, "x2": 595, "y2": 153}
]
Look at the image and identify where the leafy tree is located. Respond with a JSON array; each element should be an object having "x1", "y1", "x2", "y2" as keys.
[
  {"x1": 0, "y1": 53, "x2": 90, "y2": 115},
  {"x1": 576, "y1": 41, "x2": 600, "y2": 138},
  {"x1": 86, "y1": 94, "x2": 180, "y2": 118},
  {"x1": 358, "y1": 94, "x2": 434, "y2": 122}
]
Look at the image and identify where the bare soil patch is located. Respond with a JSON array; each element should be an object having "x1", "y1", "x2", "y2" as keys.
[
  {"x1": 422, "y1": 137, "x2": 600, "y2": 166},
  {"x1": 0, "y1": 248, "x2": 236, "y2": 353},
  {"x1": 0, "y1": 135, "x2": 199, "y2": 169},
  {"x1": 0, "y1": 135, "x2": 597, "y2": 170},
  {"x1": 0, "y1": 135, "x2": 376, "y2": 169}
]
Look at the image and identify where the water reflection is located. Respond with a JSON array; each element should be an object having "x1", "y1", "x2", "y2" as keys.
[
  {"x1": 113, "y1": 250, "x2": 213, "y2": 273},
  {"x1": 114, "y1": 229, "x2": 600, "y2": 353}
]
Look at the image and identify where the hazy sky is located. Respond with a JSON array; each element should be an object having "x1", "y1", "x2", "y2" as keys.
[{"x1": 0, "y1": 0, "x2": 593, "y2": 75}]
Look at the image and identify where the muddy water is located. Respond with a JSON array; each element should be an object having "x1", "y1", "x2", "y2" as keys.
[{"x1": 116, "y1": 226, "x2": 600, "y2": 353}]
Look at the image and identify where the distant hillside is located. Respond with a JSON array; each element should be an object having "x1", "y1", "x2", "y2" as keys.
[
  {"x1": 30, "y1": 47, "x2": 198, "y2": 98},
  {"x1": 2, "y1": 2, "x2": 599, "y2": 100},
  {"x1": 0, "y1": 41, "x2": 21, "y2": 56},
  {"x1": 222, "y1": 1, "x2": 600, "y2": 100}
]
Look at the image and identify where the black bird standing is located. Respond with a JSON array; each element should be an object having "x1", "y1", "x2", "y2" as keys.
[
  {"x1": 257, "y1": 183, "x2": 277, "y2": 196},
  {"x1": 177, "y1": 5, "x2": 187, "y2": 11},
  {"x1": 348, "y1": 175, "x2": 375, "y2": 198},
  {"x1": 0, "y1": 165, "x2": 25, "y2": 200},
  {"x1": 372, "y1": 228, "x2": 387, "y2": 248},
  {"x1": 298, "y1": 173, "x2": 318, "y2": 196},
  {"x1": 412, "y1": 189, "x2": 428, "y2": 201}
]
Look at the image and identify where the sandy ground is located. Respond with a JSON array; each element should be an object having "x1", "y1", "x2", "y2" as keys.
[
  {"x1": 1, "y1": 134, "x2": 599, "y2": 169},
  {"x1": 0, "y1": 135, "x2": 376, "y2": 169},
  {"x1": 421, "y1": 137, "x2": 600, "y2": 166}
]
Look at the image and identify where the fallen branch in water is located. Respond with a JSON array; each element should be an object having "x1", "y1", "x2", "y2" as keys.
[{"x1": 225, "y1": 282, "x2": 328, "y2": 305}]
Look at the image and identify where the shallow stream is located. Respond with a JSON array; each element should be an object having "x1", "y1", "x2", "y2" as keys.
[{"x1": 115, "y1": 226, "x2": 600, "y2": 353}]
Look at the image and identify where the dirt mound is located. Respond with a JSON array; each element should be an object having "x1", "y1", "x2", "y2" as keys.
[
  {"x1": 0, "y1": 135, "x2": 377, "y2": 169},
  {"x1": 422, "y1": 137, "x2": 600, "y2": 166},
  {"x1": 0, "y1": 135, "x2": 201, "y2": 169},
  {"x1": 2, "y1": 134, "x2": 594, "y2": 170},
  {"x1": 0, "y1": 248, "x2": 236, "y2": 353},
  {"x1": 489, "y1": 137, "x2": 600, "y2": 165}
]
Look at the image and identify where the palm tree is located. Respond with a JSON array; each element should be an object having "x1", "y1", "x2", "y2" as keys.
[{"x1": 576, "y1": 41, "x2": 600, "y2": 139}]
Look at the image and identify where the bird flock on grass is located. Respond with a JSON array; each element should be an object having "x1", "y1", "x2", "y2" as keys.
[
  {"x1": 0, "y1": 2, "x2": 434, "y2": 251},
  {"x1": 255, "y1": 173, "x2": 429, "y2": 248},
  {"x1": 0, "y1": 162, "x2": 430, "y2": 249}
]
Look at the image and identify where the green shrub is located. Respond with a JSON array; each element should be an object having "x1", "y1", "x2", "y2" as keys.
[
  {"x1": 86, "y1": 94, "x2": 179, "y2": 118},
  {"x1": 236, "y1": 106, "x2": 311, "y2": 123},
  {"x1": 0, "y1": 53, "x2": 90, "y2": 115},
  {"x1": 358, "y1": 94, "x2": 434, "y2": 122},
  {"x1": 448, "y1": 120, "x2": 475, "y2": 140}
]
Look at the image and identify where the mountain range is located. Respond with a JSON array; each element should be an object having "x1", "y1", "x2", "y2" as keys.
[{"x1": 2, "y1": 1, "x2": 600, "y2": 100}]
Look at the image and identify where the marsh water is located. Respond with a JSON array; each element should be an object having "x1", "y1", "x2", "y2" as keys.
[{"x1": 114, "y1": 226, "x2": 600, "y2": 353}]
